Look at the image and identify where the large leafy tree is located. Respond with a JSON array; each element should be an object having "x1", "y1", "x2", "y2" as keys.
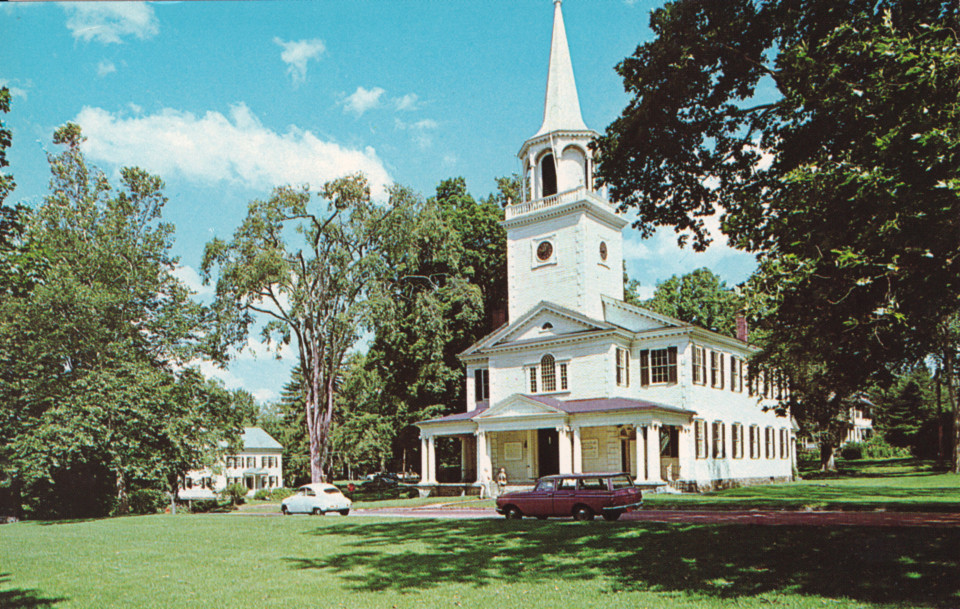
[
  {"x1": 642, "y1": 268, "x2": 744, "y2": 337},
  {"x1": 203, "y1": 175, "x2": 422, "y2": 482},
  {"x1": 0, "y1": 124, "x2": 239, "y2": 517},
  {"x1": 594, "y1": 0, "x2": 960, "y2": 469}
]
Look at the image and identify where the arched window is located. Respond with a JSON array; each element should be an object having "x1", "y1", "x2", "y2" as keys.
[
  {"x1": 540, "y1": 154, "x2": 557, "y2": 197},
  {"x1": 541, "y1": 354, "x2": 556, "y2": 392}
]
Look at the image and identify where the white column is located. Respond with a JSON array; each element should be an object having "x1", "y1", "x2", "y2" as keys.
[
  {"x1": 420, "y1": 436, "x2": 429, "y2": 483},
  {"x1": 460, "y1": 436, "x2": 469, "y2": 482},
  {"x1": 635, "y1": 424, "x2": 646, "y2": 483},
  {"x1": 426, "y1": 436, "x2": 437, "y2": 484},
  {"x1": 476, "y1": 430, "x2": 492, "y2": 485},
  {"x1": 557, "y1": 426, "x2": 573, "y2": 474},
  {"x1": 646, "y1": 423, "x2": 662, "y2": 482},
  {"x1": 677, "y1": 425, "x2": 692, "y2": 483},
  {"x1": 526, "y1": 429, "x2": 536, "y2": 480},
  {"x1": 572, "y1": 426, "x2": 583, "y2": 473}
]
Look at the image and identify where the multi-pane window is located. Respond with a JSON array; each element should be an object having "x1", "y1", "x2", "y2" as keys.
[
  {"x1": 730, "y1": 357, "x2": 743, "y2": 392},
  {"x1": 246, "y1": 457, "x2": 255, "y2": 468},
  {"x1": 541, "y1": 354, "x2": 557, "y2": 392},
  {"x1": 528, "y1": 357, "x2": 568, "y2": 393},
  {"x1": 780, "y1": 429, "x2": 789, "y2": 459},
  {"x1": 732, "y1": 423, "x2": 743, "y2": 458},
  {"x1": 474, "y1": 368, "x2": 490, "y2": 402},
  {"x1": 750, "y1": 425, "x2": 760, "y2": 459},
  {"x1": 712, "y1": 421, "x2": 726, "y2": 459},
  {"x1": 695, "y1": 420, "x2": 707, "y2": 459},
  {"x1": 640, "y1": 347, "x2": 678, "y2": 385},
  {"x1": 765, "y1": 427, "x2": 774, "y2": 459},
  {"x1": 710, "y1": 351, "x2": 724, "y2": 389},
  {"x1": 650, "y1": 348, "x2": 673, "y2": 384},
  {"x1": 692, "y1": 346, "x2": 707, "y2": 385},
  {"x1": 615, "y1": 348, "x2": 630, "y2": 387}
]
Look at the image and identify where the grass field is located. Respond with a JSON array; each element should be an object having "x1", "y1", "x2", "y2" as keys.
[
  {"x1": 645, "y1": 458, "x2": 960, "y2": 512},
  {"x1": 2, "y1": 513, "x2": 959, "y2": 609}
]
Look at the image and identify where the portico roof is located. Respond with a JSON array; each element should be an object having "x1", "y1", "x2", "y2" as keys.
[{"x1": 417, "y1": 396, "x2": 692, "y2": 427}]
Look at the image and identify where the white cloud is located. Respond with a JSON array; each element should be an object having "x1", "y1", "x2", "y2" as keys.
[
  {"x1": 74, "y1": 103, "x2": 392, "y2": 197},
  {"x1": 252, "y1": 388, "x2": 278, "y2": 403},
  {"x1": 96, "y1": 60, "x2": 117, "y2": 77},
  {"x1": 395, "y1": 117, "x2": 439, "y2": 149},
  {"x1": 394, "y1": 93, "x2": 419, "y2": 111},
  {"x1": 273, "y1": 37, "x2": 325, "y2": 85},
  {"x1": 343, "y1": 86, "x2": 385, "y2": 117},
  {"x1": 62, "y1": 2, "x2": 158, "y2": 44},
  {"x1": 194, "y1": 360, "x2": 244, "y2": 390},
  {"x1": 171, "y1": 265, "x2": 213, "y2": 296}
]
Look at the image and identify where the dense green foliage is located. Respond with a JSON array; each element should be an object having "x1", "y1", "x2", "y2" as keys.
[
  {"x1": 595, "y1": 0, "x2": 960, "y2": 469},
  {"x1": 642, "y1": 268, "x2": 744, "y2": 337},
  {"x1": 0, "y1": 123, "x2": 242, "y2": 518}
]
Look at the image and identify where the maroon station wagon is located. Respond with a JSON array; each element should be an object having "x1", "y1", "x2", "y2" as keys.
[{"x1": 495, "y1": 472, "x2": 643, "y2": 521}]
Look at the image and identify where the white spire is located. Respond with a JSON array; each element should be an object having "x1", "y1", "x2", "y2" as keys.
[{"x1": 535, "y1": 0, "x2": 589, "y2": 136}]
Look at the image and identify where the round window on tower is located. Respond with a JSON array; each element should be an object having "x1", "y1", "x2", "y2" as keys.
[
  {"x1": 537, "y1": 241, "x2": 553, "y2": 261},
  {"x1": 599, "y1": 241, "x2": 608, "y2": 261}
]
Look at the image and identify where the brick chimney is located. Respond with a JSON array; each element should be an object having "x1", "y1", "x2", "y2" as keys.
[{"x1": 736, "y1": 316, "x2": 749, "y2": 343}]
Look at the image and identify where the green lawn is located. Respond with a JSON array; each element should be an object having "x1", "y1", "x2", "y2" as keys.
[
  {"x1": 646, "y1": 459, "x2": 960, "y2": 512},
  {"x1": 236, "y1": 494, "x2": 484, "y2": 513},
  {"x1": 2, "y1": 514, "x2": 959, "y2": 609}
]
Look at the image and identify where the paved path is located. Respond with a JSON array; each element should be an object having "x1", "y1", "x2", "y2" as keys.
[{"x1": 352, "y1": 506, "x2": 960, "y2": 527}]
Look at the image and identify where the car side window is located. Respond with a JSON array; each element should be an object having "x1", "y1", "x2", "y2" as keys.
[
  {"x1": 558, "y1": 478, "x2": 577, "y2": 490},
  {"x1": 579, "y1": 477, "x2": 605, "y2": 490},
  {"x1": 535, "y1": 479, "x2": 556, "y2": 492},
  {"x1": 300, "y1": 488, "x2": 315, "y2": 497},
  {"x1": 610, "y1": 475, "x2": 635, "y2": 489}
]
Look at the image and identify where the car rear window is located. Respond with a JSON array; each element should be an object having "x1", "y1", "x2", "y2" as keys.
[{"x1": 610, "y1": 475, "x2": 635, "y2": 489}]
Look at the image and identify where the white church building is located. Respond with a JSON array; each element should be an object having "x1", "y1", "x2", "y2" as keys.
[{"x1": 417, "y1": 0, "x2": 796, "y2": 494}]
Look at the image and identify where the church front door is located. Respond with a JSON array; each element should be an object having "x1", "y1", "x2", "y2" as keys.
[{"x1": 538, "y1": 428, "x2": 559, "y2": 477}]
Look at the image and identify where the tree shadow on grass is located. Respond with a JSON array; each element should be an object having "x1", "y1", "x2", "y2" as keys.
[
  {"x1": 283, "y1": 520, "x2": 960, "y2": 607},
  {"x1": 0, "y1": 575, "x2": 67, "y2": 608}
]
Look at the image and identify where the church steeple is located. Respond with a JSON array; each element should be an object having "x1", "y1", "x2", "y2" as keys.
[
  {"x1": 536, "y1": 0, "x2": 589, "y2": 136},
  {"x1": 503, "y1": 1, "x2": 627, "y2": 324}
]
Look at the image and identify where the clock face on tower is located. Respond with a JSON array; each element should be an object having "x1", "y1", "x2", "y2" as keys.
[{"x1": 537, "y1": 241, "x2": 553, "y2": 261}]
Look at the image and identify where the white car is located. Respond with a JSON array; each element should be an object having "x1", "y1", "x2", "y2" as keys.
[{"x1": 281, "y1": 483, "x2": 352, "y2": 516}]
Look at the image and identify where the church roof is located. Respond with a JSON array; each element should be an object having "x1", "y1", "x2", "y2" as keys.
[
  {"x1": 526, "y1": 395, "x2": 695, "y2": 416},
  {"x1": 534, "y1": 0, "x2": 589, "y2": 137}
]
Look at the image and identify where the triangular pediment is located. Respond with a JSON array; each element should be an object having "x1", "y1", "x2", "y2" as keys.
[
  {"x1": 469, "y1": 301, "x2": 612, "y2": 354},
  {"x1": 476, "y1": 394, "x2": 566, "y2": 420},
  {"x1": 499, "y1": 307, "x2": 607, "y2": 345}
]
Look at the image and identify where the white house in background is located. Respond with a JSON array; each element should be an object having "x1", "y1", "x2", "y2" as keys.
[
  {"x1": 180, "y1": 427, "x2": 284, "y2": 499},
  {"x1": 842, "y1": 398, "x2": 875, "y2": 445},
  {"x1": 416, "y1": 0, "x2": 796, "y2": 494}
]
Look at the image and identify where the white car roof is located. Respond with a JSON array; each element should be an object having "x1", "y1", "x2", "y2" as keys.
[{"x1": 299, "y1": 483, "x2": 341, "y2": 493}]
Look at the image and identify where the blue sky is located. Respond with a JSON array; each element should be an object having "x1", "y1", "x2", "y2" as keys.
[{"x1": 2, "y1": 1, "x2": 757, "y2": 403}]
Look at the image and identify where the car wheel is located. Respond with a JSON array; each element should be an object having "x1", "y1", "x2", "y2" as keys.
[
  {"x1": 312, "y1": 507, "x2": 324, "y2": 516},
  {"x1": 281, "y1": 505, "x2": 289, "y2": 516},
  {"x1": 602, "y1": 510, "x2": 622, "y2": 522},
  {"x1": 339, "y1": 508, "x2": 350, "y2": 516},
  {"x1": 573, "y1": 506, "x2": 594, "y2": 521},
  {"x1": 505, "y1": 506, "x2": 523, "y2": 520}
]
